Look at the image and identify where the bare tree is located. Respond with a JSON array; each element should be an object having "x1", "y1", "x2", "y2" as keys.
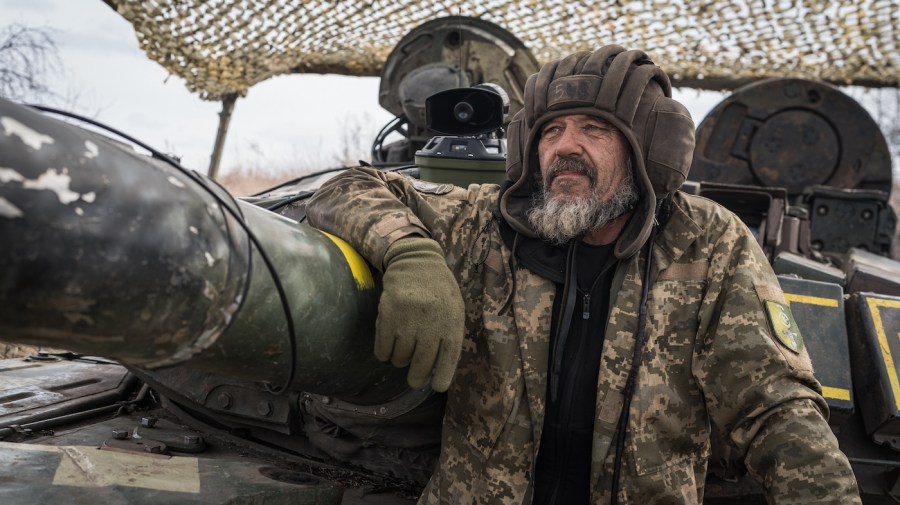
[{"x1": 0, "y1": 23, "x2": 62, "y2": 102}]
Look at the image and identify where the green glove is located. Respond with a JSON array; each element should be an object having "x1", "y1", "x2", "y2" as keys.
[{"x1": 377, "y1": 237, "x2": 465, "y2": 392}]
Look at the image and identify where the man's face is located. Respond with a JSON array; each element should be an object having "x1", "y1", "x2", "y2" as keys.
[
  {"x1": 527, "y1": 114, "x2": 638, "y2": 244},
  {"x1": 536, "y1": 114, "x2": 631, "y2": 202}
]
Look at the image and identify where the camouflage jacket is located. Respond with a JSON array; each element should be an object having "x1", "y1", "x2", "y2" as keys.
[{"x1": 306, "y1": 167, "x2": 860, "y2": 505}]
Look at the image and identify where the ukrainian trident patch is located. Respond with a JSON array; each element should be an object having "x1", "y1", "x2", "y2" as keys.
[{"x1": 765, "y1": 300, "x2": 804, "y2": 354}]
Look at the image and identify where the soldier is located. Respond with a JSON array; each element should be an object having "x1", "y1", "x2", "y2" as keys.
[{"x1": 306, "y1": 46, "x2": 860, "y2": 504}]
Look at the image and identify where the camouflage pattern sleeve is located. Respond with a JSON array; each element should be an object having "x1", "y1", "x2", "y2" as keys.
[
  {"x1": 305, "y1": 167, "x2": 471, "y2": 270},
  {"x1": 692, "y1": 211, "x2": 860, "y2": 504}
]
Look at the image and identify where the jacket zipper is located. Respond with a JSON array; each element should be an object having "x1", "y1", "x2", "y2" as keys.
[{"x1": 549, "y1": 288, "x2": 593, "y2": 505}]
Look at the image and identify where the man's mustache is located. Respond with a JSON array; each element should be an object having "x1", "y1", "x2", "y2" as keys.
[{"x1": 545, "y1": 157, "x2": 595, "y2": 187}]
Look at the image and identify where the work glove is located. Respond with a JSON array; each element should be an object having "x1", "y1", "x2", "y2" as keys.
[{"x1": 377, "y1": 237, "x2": 465, "y2": 392}]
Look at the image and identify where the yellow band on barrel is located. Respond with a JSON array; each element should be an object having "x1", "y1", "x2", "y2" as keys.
[{"x1": 320, "y1": 231, "x2": 375, "y2": 290}]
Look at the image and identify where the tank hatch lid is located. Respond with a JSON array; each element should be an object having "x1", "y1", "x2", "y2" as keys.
[
  {"x1": 378, "y1": 16, "x2": 538, "y2": 126},
  {"x1": 690, "y1": 78, "x2": 893, "y2": 196}
]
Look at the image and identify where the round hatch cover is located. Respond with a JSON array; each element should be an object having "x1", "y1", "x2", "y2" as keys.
[{"x1": 690, "y1": 78, "x2": 892, "y2": 195}]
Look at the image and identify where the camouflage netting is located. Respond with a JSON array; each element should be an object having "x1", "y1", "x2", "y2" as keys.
[{"x1": 103, "y1": 0, "x2": 900, "y2": 101}]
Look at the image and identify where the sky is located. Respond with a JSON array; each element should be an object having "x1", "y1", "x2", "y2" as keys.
[{"x1": 3, "y1": 0, "x2": 896, "y2": 183}]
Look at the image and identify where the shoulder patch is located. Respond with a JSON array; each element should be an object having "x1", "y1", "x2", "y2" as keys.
[
  {"x1": 765, "y1": 300, "x2": 804, "y2": 354},
  {"x1": 412, "y1": 179, "x2": 454, "y2": 195}
]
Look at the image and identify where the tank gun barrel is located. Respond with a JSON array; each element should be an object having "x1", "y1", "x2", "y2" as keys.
[{"x1": 0, "y1": 98, "x2": 406, "y2": 401}]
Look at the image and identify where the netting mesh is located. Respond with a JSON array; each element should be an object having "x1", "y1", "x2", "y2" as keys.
[{"x1": 105, "y1": 0, "x2": 900, "y2": 101}]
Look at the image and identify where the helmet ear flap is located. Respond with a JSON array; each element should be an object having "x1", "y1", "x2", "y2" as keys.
[
  {"x1": 505, "y1": 111, "x2": 525, "y2": 183},
  {"x1": 524, "y1": 74, "x2": 538, "y2": 128},
  {"x1": 644, "y1": 96, "x2": 695, "y2": 196}
]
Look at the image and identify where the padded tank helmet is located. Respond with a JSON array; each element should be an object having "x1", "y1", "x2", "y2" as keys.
[{"x1": 500, "y1": 45, "x2": 696, "y2": 258}]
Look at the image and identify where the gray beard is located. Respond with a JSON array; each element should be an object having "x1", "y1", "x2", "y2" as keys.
[{"x1": 526, "y1": 161, "x2": 639, "y2": 245}]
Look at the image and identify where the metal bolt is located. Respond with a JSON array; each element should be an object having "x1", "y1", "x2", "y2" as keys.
[
  {"x1": 183, "y1": 434, "x2": 202, "y2": 445},
  {"x1": 862, "y1": 209, "x2": 874, "y2": 220},
  {"x1": 257, "y1": 401, "x2": 273, "y2": 417},
  {"x1": 816, "y1": 205, "x2": 828, "y2": 216},
  {"x1": 216, "y1": 392, "x2": 233, "y2": 409},
  {"x1": 141, "y1": 416, "x2": 158, "y2": 428},
  {"x1": 378, "y1": 406, "x2": 388, "y2": 415},
  {"x1": 111, "y1": 429, "x2": 129, "y2": 440},
  {"x1": 320, "y1": 396, "x2": 331, "y2": 405}
]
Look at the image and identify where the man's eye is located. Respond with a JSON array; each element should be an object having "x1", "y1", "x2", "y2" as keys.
[{"x1": 543, "y1": 126, "x2": 561, "y2": 135}]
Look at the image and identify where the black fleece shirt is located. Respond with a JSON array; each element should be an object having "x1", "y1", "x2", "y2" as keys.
[
  {"x1": 533, "y1": 242, "x2": 616, "y2": 505},
  {"x1": 498, "y1": 218, "x2": 617, "y2": 505}
]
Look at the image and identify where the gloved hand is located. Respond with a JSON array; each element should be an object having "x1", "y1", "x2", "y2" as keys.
[{"x1": 377, "y1": 237, "x2": 465, "y2": 392}]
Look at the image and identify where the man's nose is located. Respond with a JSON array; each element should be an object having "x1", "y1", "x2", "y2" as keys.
[{"x1": 554, "y1": 128, "x2": 583, "y2": 157}]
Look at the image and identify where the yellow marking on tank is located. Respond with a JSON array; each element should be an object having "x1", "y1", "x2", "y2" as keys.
[
  {"x1": 784, "y1": 294, "x2": 839, "y2": 308},
  {"x1": 867, "y1": 297, "x2": 900, "y2": 412},
  {"x1": 821, "y1": 386, "x2": 851, "y2": 401},
  {"x1": 320, "y1": 231, "x2": 375, "y2": 290}
]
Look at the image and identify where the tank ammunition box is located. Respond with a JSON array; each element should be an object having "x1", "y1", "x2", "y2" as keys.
[
  {"x1": 774, "y1": 252, "x2": 846, "y2": 285},
  {"x1": 847, "y1": 265, "x2": 900, "y2": 297},
  {"x1": 844, "y1": 248, "x2": 900, "y2": 296},
  {"x1": 777, "y1": 276, "x2": 854, "y2": 428},
  {"x1": 847, "y1": 292, "x2": 900, "y2": 448}
]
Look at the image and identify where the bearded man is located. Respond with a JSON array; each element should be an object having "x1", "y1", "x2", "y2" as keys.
[{"x1": 306, "y1": 46, "x2": 860, "y2": 504}]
